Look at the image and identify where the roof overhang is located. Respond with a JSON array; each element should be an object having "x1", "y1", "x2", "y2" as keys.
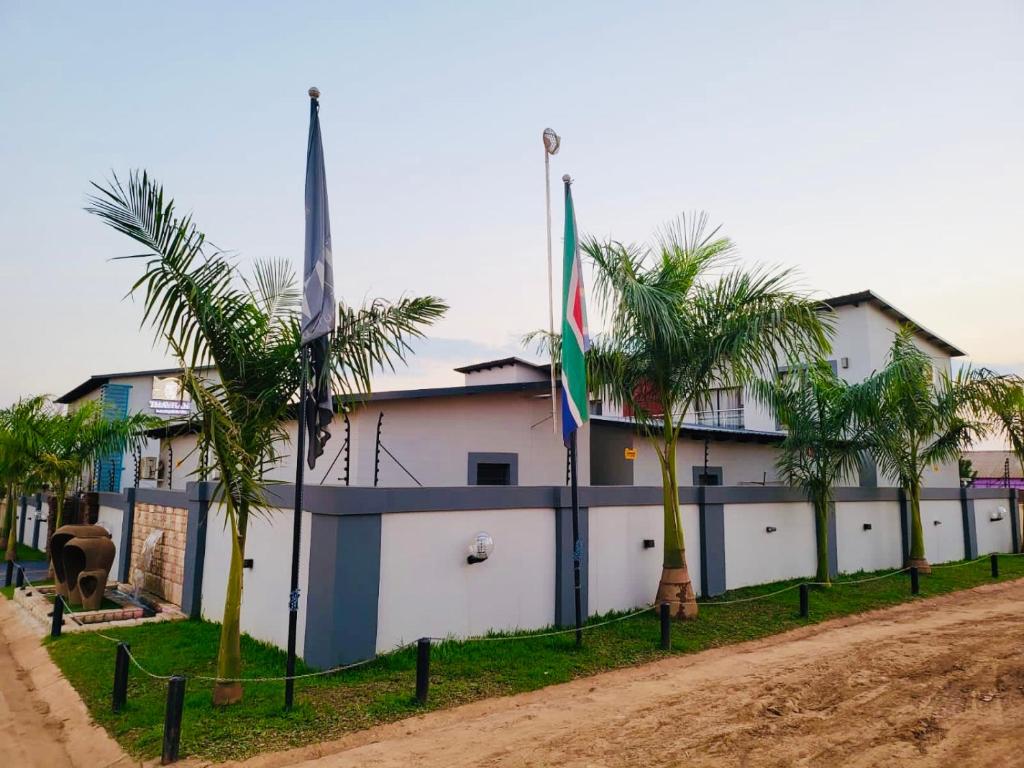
[
  {"x1": 821, "y1": 290, "x2": 966, "y2": 357},
  {"x1": 56, "y1": 366, "x2": 215, "y2": 404},
  {"x1": 590, "y1": 415, "x2": 785, "y2": 445}
]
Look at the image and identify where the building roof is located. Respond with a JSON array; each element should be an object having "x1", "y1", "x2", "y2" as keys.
[
  {"x1": 453, "y1": 357, "x2": 548, "y2": 374},
  {"x1": 822, "y1": 290, "x2": 966, "y2": 357},
  {"x1": 964, "y1": 450, "x2": 1022, "y2": 479},
  {"x1": 56, "y1": 366, "x2": 215, "y2": 404},
  {"x1": 147, "y1": 379, "x2": 554, "y2": 437},
  {"x1": 590, "y1": 414, "x2": 785, "y2": 444}
]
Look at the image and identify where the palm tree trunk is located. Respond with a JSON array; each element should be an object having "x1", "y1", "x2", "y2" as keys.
[
  {"x1": 3, "y1": 487, "x2": 15, "y2": 563},
  {"x1": 0, "y1": 494, "x2": 8, "y2": 543},
  {"x1": 48, "y1": 484, "x2": 67, "y2": 580},
  {"x1": 907, "y1": 481, "x2": 930, "y2": 573},
  {"x1": 213, "y1": 501, "x2": 246, "y2": 706},
  {"x1": 813, "y1": 494, "x2": 830, "y2": 585},
  {"x1": 654, "y1": 428, "x2": 698, "y2": 619}
]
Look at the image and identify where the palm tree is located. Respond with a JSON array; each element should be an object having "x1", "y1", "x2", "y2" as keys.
[
  {"x1": 0, "y1": 397, "x2": 48, "y2": 569},
  {"x1": 860, "y1": 328, "x2": 986, "y2": 572},
  {"x1": 976, "y1": 375, "x2": 1024, "y2": 478},
  {"x1": 583, "y1": 215, "x2": 831, "y2": 617},
  {"x1": 38, "y1": 399, "x2": 157, "y2": 532},
  {"x1": 86, "y1": 171, "x2": 447, "y2": 705},
  {"x1": 753, "y1": 361, "x2": 868, "y2": 584}
]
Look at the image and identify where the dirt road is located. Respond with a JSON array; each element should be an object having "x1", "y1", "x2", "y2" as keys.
[
  {"x1": 0, "y1": 598, "x2": 134, "y2": 768},
  {"x1": 234, "y1": 579, "x2": 1024, "y2": 768}
]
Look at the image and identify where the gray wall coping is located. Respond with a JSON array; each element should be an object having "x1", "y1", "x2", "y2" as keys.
[
  {"x1": 134, "y1": 487, "x2": 189, "y2": 508},
  {"x1": 237, "y1": 483, "x2": 982, "y2": 517},
  {"x1": 97, "y1": 491, "x2": 126, "y2": 510}
]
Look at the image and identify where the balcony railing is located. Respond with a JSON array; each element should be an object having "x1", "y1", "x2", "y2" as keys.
[{"x1": 694, "y1": 407, "x2": 745, "y2": 429}]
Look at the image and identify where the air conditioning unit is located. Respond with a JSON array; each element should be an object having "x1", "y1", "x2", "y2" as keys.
[{"x1": 140, "y1": 456, "x2": 159, "y2": 480}]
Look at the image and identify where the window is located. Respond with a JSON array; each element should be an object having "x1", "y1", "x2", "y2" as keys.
[
  {"x1": 695, "y1": 387, "x2": 744, "y2": 429},
  {"x1": 476, "y1": 463, "x2": 511, "y2": 485},
  {"x1": 692, "y1": 466, "x2": 723, "y2": 486},
  {"x1": 467, "y1": 452, "x2": 519, "y2": 486}
]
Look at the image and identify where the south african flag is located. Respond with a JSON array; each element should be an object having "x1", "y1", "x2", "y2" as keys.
[{"x1": 560, "y1": 179, "x2": 590, "y2": 446}]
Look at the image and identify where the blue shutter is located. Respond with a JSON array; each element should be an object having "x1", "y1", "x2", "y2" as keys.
[{"x1": 95, "y1": 384, "x2": 132, "y2": 492}]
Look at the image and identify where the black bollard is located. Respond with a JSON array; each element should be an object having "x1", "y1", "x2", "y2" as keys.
[
  {"x1": 4, "y1": 560, "x2": 12, "y2": 588},
  {"x1": 161, "y1": 675, "x2": 186, "y2": 765},
  {"x1": 50, "y1": 595, "x2": 64, "y2": 638},
  {"x1": 799, "y1": 583, "x2": 809, "y2": 618},
  {"x1": 415, "y1": 638, "x2": 431, "y2": 705},
  {"x1": 910, "y1": 566, "x2": 920, "y2": 595},
  {"x1": 659, "y1": 603, "x2": 671, "y2": 650},
  {"x1": 15, "y1": 564, "x2": 24, "y2": 588},
  {"x1": 113, "y1": 643, "x2": 130, "y2": 713},
  {"x1": 991, "y1": 553, "x2": 999, "y2": 578}
]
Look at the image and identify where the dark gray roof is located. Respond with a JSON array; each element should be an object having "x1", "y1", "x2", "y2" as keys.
[
  {"x1": 56, "y1": 365, "x2": 215, "y2": 404},
  {"x1": 822, "y1": 290, "x2": 966, "y2": 357},
  {"x1": 454, "y1": 356, "x2": 548, "y2": 374},
  {"x1": 590, "y1": 415, "x2": 785, "y2": 444},
  {"x1": 147, "y1": 379, "x2": 553, "y2": 437}
]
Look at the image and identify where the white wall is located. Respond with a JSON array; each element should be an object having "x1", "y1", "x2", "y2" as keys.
[
  {"x1": 200, "y1": 505, "x2": 312, "y2": 655},
  {"x1": 264, "y1": 393, "x2": 586, "y2": 489},
  {"x1": 724, "y1": 502, "x2": 817, "y2": 588},
  {"x1": 921, "y1": 500, "x2": 965, "y2": 564},
  {"x1": 588, "y1": 504, "x2": 701, "y2": 614},
  {"x1": 632, "y1": 438, "x2": 781, "y2": 488},
  {"x1": 376, "y1": 508, "x2": 556, "y2": 652},
  {"x1": 18, "y1": 499, "x2": 48, "y2": 550},
  {"x1": 974, "y1": 498, "x2": 1014, "y2": 555},
  {"x1": 835, "y1": 501, "x2": 903, "y2": 573},
  {"x1": 96, "y1": 504, "x2": 125, "y2": 580}
]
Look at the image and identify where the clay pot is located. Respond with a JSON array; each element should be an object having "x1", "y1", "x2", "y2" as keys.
[
  {"x1": 63, "y1": 536, "x2": 115, "y2": 608},
  {"x1": 51, "y1": 525, "x2": 111, "y2": 604}
]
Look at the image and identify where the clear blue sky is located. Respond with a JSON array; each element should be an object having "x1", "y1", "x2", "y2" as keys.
[{"x1": 1, "y1": 1, "x2": 1022, "y2": 404}]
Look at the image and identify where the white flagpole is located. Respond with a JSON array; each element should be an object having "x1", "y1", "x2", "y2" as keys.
[{"x1": 543, "y1": 128, "x2": 561, "y2": 436}]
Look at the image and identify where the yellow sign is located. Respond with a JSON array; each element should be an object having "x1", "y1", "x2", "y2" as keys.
[{"x1": 624, "y1": 447, "x2": 637, "y2": 460}]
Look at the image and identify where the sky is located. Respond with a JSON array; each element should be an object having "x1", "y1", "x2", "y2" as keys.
[{"x1": 1, "y1": 1, "x2": 1023, "y2": 409}]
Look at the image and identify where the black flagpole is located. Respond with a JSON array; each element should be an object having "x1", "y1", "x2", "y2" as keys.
[
  {"x1": 569, "y1": 430, "x2": 582, "y2": 646},
  {"x1": 285, "y1": 344, "x2": 308, "y2": 709}
]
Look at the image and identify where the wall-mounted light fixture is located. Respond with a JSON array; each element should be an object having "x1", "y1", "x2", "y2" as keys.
[
  {"x1": 933, "y1": 520, "x2": 942, "y2": 526},
  {"x1": 991, "y1": 506, "x2": 1007, "y2": 522},
  {"x1": 766, "y1": 526, "x2": 777, "y2": 534},
  {"x1": 643, "y1": 539, "x2": 655, "y2": 549},
  {"x1": 863, "y1": 523, "x2": 872, "y2": 531},
  {"x1": 466, "y1": 532, "x2": 494, "y2": 564}
]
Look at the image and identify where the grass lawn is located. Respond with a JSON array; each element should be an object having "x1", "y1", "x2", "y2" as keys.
[
  {"x1": 1, "y1": 577, "x2": 52, "y2": 600},
  {"x1": 16, "y1": 542, "x2": 47, "y2": 561},
  {"x1": 45, "y1": 555, "x2": 1024, "y2": 763}
]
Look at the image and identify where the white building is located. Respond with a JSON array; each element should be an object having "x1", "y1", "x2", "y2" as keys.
[
  {"x1": 146, "y1": 289, "x2": 966, "y2": 493},
  {"x1": 55, "y1": 366, "x2": 217, "y2": 491},
  {"x1": 593, "y1": 289, "x2": 965, "y2": 489}
]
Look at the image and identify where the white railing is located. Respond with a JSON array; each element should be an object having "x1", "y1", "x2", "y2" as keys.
[{"x1": 694, "y1": 407, "x2": 745, "y2": 429}]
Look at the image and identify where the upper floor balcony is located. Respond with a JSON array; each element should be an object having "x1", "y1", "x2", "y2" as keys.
[{"x1": 694, "y1": 406, "x2": 745, "y2": 430}]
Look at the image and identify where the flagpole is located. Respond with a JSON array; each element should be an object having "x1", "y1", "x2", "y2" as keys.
[
  {"x1": 543, "y1": 129, "x2": 560, "y2": 435},
  {"x1": 285, "y1": 86, "x2": 322, "y2": 710},
  {"x1": 569, "y1": 429, "x2": 582, "y2": 646},
  {"x1": 562, "y1": 172, "x2": 583, "y2": 647},
  {"x1": 285, "y1": 343, "x2": 308, "y2": 709}
]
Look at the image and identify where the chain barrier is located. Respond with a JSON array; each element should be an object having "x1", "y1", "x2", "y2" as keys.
[{"x1": 13, "y1": 548, "x2": 1024, "y2": 685}]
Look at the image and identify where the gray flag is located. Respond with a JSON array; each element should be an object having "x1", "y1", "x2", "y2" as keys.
[
  {"x1": 302, "y1": 93, "x2": 336, "y2": 469},
  {"x1": 302, "y1": 95, "x2": 336, "y2": 343}
]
